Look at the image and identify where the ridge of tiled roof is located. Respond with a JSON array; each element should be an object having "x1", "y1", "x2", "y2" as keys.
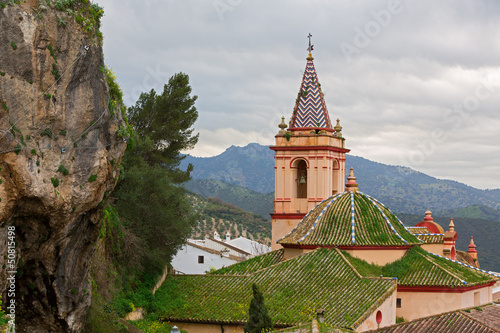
[
  {"x1": 158, "y1": 248, "x2": 396, "y2": 328},
  {"x1": 278, "y1": 192, "x2": 420, "y2": 247},
  {"x1": 428, "y1": 251, "x2": 500, "y2": 280},
  {"x1": 289, "y1": 54, "x2": 332, "y2": 130},
  {"x1": 343, "y1": 246, "x2": 496, "y2": 288},
  {"x1": 210, "y1": 249, "x2": 284, "y2": 275},
  {"x1": 456, "y1": 249, "x2": 478, "y2": 267},
  {"x1": 406, "y1": 226, "x2": 444, "y2": 244},
  {"x1": 415, "y1": 234, "x2": 444, "y2": 244},
  {"x1": 365, "y1": 304, "x2": 500, "y2": 333},
  {"x1": 406, "y1": 227, "x2": 429, "y2": 234}
]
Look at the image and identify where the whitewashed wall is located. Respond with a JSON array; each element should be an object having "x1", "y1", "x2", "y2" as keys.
[{"x1": 171, "y1": 244, "x2": 238, "y2": 274}]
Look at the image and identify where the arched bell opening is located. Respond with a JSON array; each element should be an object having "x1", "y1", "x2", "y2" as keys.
[{"x1": 296, "y1": 159, "x2": 308, "y2": 199}]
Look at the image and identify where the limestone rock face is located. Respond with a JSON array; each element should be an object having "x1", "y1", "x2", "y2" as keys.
[{"x1": 0, "y1": 3, "x2": 126, "y2": 332}]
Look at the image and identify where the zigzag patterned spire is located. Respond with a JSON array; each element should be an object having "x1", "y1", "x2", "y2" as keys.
[{"x1": 289, "y1": 54, "x2": 332, "y2": 130}]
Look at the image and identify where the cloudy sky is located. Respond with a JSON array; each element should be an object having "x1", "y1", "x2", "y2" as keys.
[{"x1": 96, "y1": 0, "x2": 500, "y2": 189}]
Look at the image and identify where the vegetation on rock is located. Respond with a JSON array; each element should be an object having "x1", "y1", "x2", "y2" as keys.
[{"x1": 86, "y1": 72, "x2": 199, "y2": 331}]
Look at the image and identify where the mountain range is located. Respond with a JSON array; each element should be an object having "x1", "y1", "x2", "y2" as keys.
[
  {"x1": 180, "y1": 143, "x2": 500, "y2": 271},
  {"x1": 181, "y1": 143, "x2": 500, "y2": 218}
]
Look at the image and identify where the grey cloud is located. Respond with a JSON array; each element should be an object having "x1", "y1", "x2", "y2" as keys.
[{"x1": 97, "y1": 0, "x2": 500, "y2": 189}]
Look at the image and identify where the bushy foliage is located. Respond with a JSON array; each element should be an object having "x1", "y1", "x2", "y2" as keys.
[
  {"x1": 84, "y1": 280, "x2": 128, "y2": 333},
  {"x1": 87, "y1": 72, "x2": 198, "y2": 331},
  {"x1": 114, "y1": 137, "x2": 196, "y2": 275},
  {"x1": 133, "y1": 314, "x2": 188, "y2": 333},
  {"x1": 0, "y1": 296, "x2": 8, "y2": 326},
  {"x1": 50, "y1": 0, "x2": 104, "y2": 39},
  {"x1": 244, "y1": 284, "x2": 273, "y2": 333}
]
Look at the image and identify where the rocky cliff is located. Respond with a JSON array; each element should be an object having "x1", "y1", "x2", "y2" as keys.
[{"x1": 0, "y1": 1, "x2": 127, "y2": 332}]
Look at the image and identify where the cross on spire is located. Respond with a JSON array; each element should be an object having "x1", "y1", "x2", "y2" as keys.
[{"x1": 307, "y1": 33, "x2": 314, "y2": 53}]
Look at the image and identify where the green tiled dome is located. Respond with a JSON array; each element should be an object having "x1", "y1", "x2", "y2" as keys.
[{"x1": 278, "y1": 192, "x2": 421, "y2": 247}]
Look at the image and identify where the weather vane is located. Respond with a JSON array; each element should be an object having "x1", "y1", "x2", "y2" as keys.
[{"x1": 307, "y1": 33, "x2": 314, "y2": 53}]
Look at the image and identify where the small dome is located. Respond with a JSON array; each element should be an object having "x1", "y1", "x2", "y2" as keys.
[
  {"x1": 415, "y1": 211, "x2": 445, "y2": 234},
  {"x1": 278, "y1": 192, "x2": 421, "y2": 247}
]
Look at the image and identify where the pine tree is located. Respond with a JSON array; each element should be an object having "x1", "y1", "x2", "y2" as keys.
[
  {"x1": 244, "y1": 284, "x2": 273, "y2": 333},
  {"x1": 128, "y1": 72, "x2": 199, "y2": 182}
]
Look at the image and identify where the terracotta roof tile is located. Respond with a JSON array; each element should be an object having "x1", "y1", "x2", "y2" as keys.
[
  {"x1": 366, "y1": 304, "x2": 500, "y2": 332},
  {"x1": 344, "y1": 246, "x2": 495, "y2": 288},
  {"x1": 158, "y1": 248, "x2": 396, "y2": 328},
  {"x1": 278, "y1": 193, "x2": 421, "y2": 247},
  {"x1": 211, "y1": 249, "x2": 284, "y2": 275}
]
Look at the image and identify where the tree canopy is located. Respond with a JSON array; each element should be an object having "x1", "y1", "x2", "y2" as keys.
[
  {"x1": 106, "y1": 72, "x2": 198, "y2": 294},
  {"x1": 128, "y1": 72, "x2": 199, "y2": 182}
]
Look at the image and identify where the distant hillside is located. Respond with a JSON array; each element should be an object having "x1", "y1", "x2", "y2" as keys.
[
  {"x1": 435, "y1": 205, "x2": 500, "y2": 222},
  {"x1": 182, "y1": 143, "x2": 275, "y2": 193},
  {"x1": 188, "y1": 193, "x2": 271, "y2": 245},
  {"x1": 399, "y1": 213, "x2": 499, "y2": 273},
  {"x1": 345, "y1": 155, "x2": 500, "y2": 215},
  {"x1": 184, "y1": 179, "x2": 273, "y2": 219},
  {"x1": 182, "y1": 143, "x2": 500, "y2": 215}
]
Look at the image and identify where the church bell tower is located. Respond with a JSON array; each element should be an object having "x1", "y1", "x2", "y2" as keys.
[{"x1": 270, "y1": 36, "x2": 350, "y2": 249}]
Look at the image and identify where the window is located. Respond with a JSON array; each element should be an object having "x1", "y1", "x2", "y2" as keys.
[
  {"x1": 474, "y1": 292, "x2": 480, "y2": 306},
  {"x1": 198, "y1": 255, "x2": 204, "y2": 264},
  {"x1": 396, "y1": 298, "x2": 401, "y2": 308}
]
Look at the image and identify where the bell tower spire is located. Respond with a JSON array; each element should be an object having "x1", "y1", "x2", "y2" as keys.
[
  {"x1": 270, "y1": 37, "x2": 350, "y2": 249},
  {"x1": 288, "y1": 34, "x2": 332, "y2": 131}
]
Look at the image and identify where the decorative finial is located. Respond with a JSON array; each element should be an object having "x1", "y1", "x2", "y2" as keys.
[
  {"x1": 424, "y1": 210, "x2": 433, "y2": 222},
  {"x1": 307, "y1": 33, "x2": 314, "y2": 60},
  {"x1": 448, "y1": 218, "x2": 455, "y2": 232},
  {"x1": 334, "y1": 118, "x2": 342, "y2": 137},
  {"x1": 278, "y1": 116, "x2": 288, "y2": 134},
  {"x1": 345, "y1": 167, "x2": 359, "y2": 193},
  {"x1": 468, "y1": 236, "x2": 478, "y2": 260}
]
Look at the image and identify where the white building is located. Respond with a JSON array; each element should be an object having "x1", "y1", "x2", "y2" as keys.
[
  {"x1": 171, "y1": 242, "x2": 241, "y2": 275},
  {"x1": 171, "y1": 232, "x2": 271, "y2": 274},
  {"x1": 227, "y1": 236, "x2": 271, "y2": 256}
]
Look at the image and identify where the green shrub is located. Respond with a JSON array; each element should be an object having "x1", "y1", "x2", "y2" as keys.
[
  {"x1": 51, "y1": 177, "x2": 59, "y2": 188},
  {"x1": 57, "y1": 164, "x2": 69, "y2": 176},
  {"x1": 52, "y1": 63, "x2": 61, "y2": 80},
  {"x1": 88, "y1": 174, "x2": 97, "y2": 182},
  {"x1": 0, "y1": 296, "x2": 8, "y2": 326},
  {"x1": 14, "y1": 144, "x2": 21, "y2": 155},
  {"x1": 41, "y1": 128, "x2": 53, "y2": 137}
]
